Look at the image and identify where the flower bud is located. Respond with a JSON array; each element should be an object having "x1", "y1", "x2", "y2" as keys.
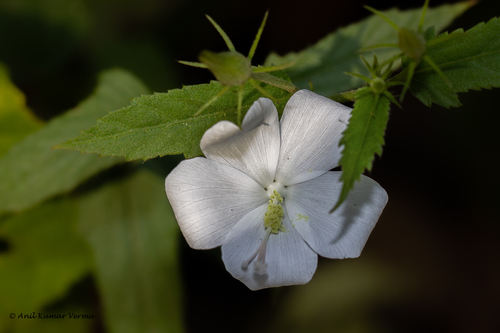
[
  {"x1": 370, "y1": 77, "x2": 386, "y2": 94},
  {"x1": 198, "y1": 50, "x2": 252, "y2": 86},
  {"x1": 398, "y1": 28, "x2": 426, "y2": 61}
]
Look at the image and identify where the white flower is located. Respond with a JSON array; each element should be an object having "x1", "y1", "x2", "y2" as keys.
[{"x1": 165, "y1": 90, "x2": 388, "y2": 290}]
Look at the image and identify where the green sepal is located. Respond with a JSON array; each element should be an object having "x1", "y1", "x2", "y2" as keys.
[
  {"x1": 248, "y1": 10, "x2": 269, "y2": 61},
  {"x1": 199, "y1": 50, "x2": 252, "y2": 87},
  {"x1": 205, "y1": 15, "x2": 236, "y2": 52},
  {"x1": 178, "y1": 60, "x2": 208, "y2": 69},
  {"x1": 398, "y1": 28, "x2": 426, "y2": 61}
]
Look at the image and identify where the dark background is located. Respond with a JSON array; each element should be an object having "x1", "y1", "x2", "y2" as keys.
[{"x1": 1, "y1": 0, "x2": 499, "y2": 332}]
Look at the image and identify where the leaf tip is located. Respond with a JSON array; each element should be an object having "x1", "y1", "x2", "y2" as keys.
[
  {"x1": 329, "y1": 201, "x2": 342, "y2": 214},
  {"x1": 52, "y1": 142, "x2": 70, "y2": 151}
]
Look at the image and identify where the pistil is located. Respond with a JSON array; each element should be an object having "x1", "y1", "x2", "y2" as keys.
[
  {"x1": 241, "y1": 185, "x2": 285, "y2": 274},
  {"x1": 241, "y1": 228, "x2": 272, "y2": 274}
]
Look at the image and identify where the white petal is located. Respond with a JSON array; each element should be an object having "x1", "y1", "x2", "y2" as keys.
[
  {"x1": 200, "y1": 98, "x2": 280, "y2": 188},
  {"x1": 285, "y1": 172, "x2": 388, "y2": 259},
  {"x1": 165, "y1": 157, "x2": 267, "y2": 249},
  {"x1": 275, "y1": 90, "x2": 352, "y2": 185},
  {"x1": 221, "y1": 205, "x2": 318, "y2": 290}
]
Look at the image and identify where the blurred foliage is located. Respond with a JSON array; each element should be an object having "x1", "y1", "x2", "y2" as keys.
[
  {"x1": 0, "y1": 57, "x2": 180, "y2": 333},
  {"x1": 0, "y1": 69, "x2": 147, "y2": 215},
  {"x1": 0, "y1": 0, "x2": 175, "y2": 119},
  {"x1": 269, "y1": 258, "x2": 408, "y2": 333},
  {"x1": 78, "y1": 168, "x2": 183, "y2": 333},
  {"x1": 0, "y1": 64, "x2": 42, "y2": 156},
  {"x1": 0, "y1": 0, "x2": 90, "y2": 35},
  {"x1": 0, "y1": 198, "x2": 92, "y2": 332}
]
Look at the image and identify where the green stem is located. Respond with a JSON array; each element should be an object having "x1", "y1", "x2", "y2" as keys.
[
  {"x1": 389, "y1": 68, "x2": 408, "y2": 83},
  {"x1": 251, "y1": 73, "x2": 299, "y2": 93},
  {"x1": 399, "y1": 61, "x2": 416, "y2": 102},
  {"x1": 237, "y1": 85, "x2": 244, "y2": 126},
  {"x1": 249, "y1": 78, "x2": 275, "y2": 100},
  {"x1": 193, "y1": 85, "x2": 230, "y2": 117},
  {"x1": 329, "y1": 89, "x2": 359, "y2": 103}
]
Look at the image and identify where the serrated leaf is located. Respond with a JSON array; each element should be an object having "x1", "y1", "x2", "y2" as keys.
[
  {"x1": 57, "y1": 73, "x2": 292, "y2": 160},
  {"x1": 265, "y1": 2, "x2": 471, "y2": 96},
  {"x1": 334, "y1": 89, "x2": 390, "y2": 210},
  {"x1": 0, "y1": 198, "x2": 92, "y2": 332},
  {"x1": 0, "y1": 63, "x2": 42, "y2": 157},
  {"x1": 0, "y1": 69, "x2": 149, "y2": 215},
  {"x1": 77, "y1": 168, "x2": 183, "y2": 333},
  {"x1": 409, "y1": 17, "x2": 500, "y2": 108}
]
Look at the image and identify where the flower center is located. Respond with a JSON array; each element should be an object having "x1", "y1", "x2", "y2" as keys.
[
  {"x1": 266, "y1": 181, "x2": 285, "y2": 198},
  {"x1": 264, "y1": 189, "x2": 285, "y2": 234},
  {"x1": 241, "y1": 182, "x2": 286, "y2": 275}
]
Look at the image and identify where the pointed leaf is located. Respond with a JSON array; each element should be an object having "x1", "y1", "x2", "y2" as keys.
[
  {"x1": 264, "y1": 2, "x2": 471, "y2": 96},
  {"x1": 334, "y1": 89, "x2": 390, "y2": 210},
  {"x1": 0, "y1": 69, "x2": 149, "y2": 215},
  {"x1": 77, "y1": 169, "x2": 183, "y2": 333},
  {"x1": 409, "y1": 17, "x2": 500, "y2": 108},
  {"x1": 57, "y1": 72, "x2": 293, "y2": 160}
]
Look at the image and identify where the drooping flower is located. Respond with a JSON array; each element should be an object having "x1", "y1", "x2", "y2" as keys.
[{"x1": 165, "y1": 90, "x2": 388, "y2": 290}]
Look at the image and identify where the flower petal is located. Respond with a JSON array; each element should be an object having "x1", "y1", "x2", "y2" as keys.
[
  {"x1": 221, "y1": 205, "x2": 317, "y2": 290},
  {"x1": 200, "y1": 98, "x2": 280, "y2": 188},
  {"x1": 165, "y1": 157, "x2": 267, "y2": 249},
  {"x1": 275, "y1": 90, "x2": 352, "y2": 185},
  {"x1": 285, "y1": 172, "x2": 388, "y2": 259}
]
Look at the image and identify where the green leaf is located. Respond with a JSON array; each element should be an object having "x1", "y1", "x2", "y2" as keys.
[
  {"x1": 409, "y1": 17, "x2": 500, "y2": 108},
  {"x1": 334, "y1": 89, "x2": 390, "y2": 210},
  {"x1": 0, "y1": 69, "x2": 149, "y2": 215},
  {"x1": 264, "y1": 2, "x2": 471, "y2": 96},
  {"x1": 57, "y1": 73, "x2": 293, "y2": 160},
  {"x1": 0, "y1": 198, "x2": 92, "y2": 332},
  {"x1": 0, "y1": 63, "x2": 42, "y2": 157},
  {"x1": 77, "y1": 168, "x2": 183, "y2": 333}
]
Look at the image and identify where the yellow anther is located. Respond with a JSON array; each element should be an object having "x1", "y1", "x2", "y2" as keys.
[{"x1": 264, "y1": 190, "x2": 285, "y2": 234}]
